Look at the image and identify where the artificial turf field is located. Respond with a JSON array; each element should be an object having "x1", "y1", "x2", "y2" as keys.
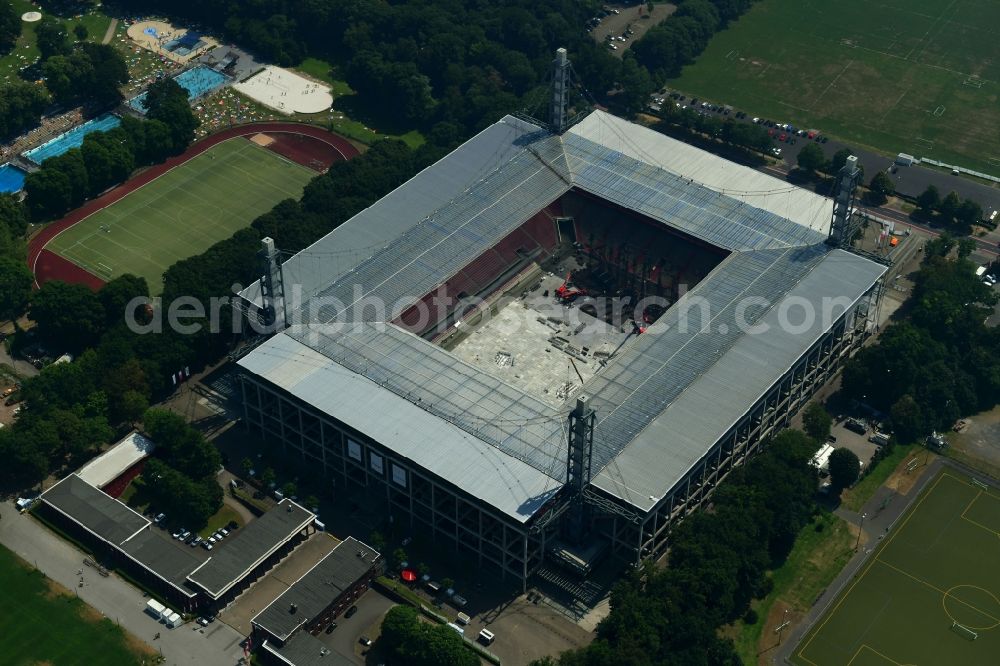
[
  {"x1": 669, "y1": 0, "x2": 1000, "y2": 173},
  {"x1": 45, "y1": 137, "x2": 315, "y2": 294},
  {"x1": 0, "y1": 544, "x2": 148, "y2": 665},
  {"x1": 793, "y1": 470, "x2": 1000, "y2": 666}
]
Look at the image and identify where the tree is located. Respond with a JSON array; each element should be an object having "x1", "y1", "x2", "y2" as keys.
[
  {"x1": 0, "y1": 81, "x2": 50, "y2": 140},
  {"x1": 867, "y1": 171, "x2": 894, "y2": 205},
  {"x1": 143, "y1": 458, "x2": 222, "y2": 529},
  {"x1": 796, "y1": 143, "x2": 826, "y2": 173},
  {"x1": 802, "y1": 403, "x2": 832, "y2": 442},
  {"x1": 828, "y1": 148, "x2": 853, "y2": 174},
  {"x1": 956, "y1": 199, "x2": 983, "y2": 228},
  {"x1": 916, "y1": 184, "x2": 940, "y2": 212},
  {"x1": 392, "y1": 547, "x2": 408, "y2": 570},
  {"x1": 261, "y1": 467, "x2": 276, "y2": 488},
  {"x1": 0, "y1": 1, "x2": 20, "y2": 54},
  {"x1": 281, "y1": 481, "x2": 297, "y2": 498},
  {"x1": 24, "y1": 167, "x2": 72, "y2": 220},
  {"x1": 29, "y1": 280, "x2": 105, "y2": 351},
  {"x1": 74, "y1": 24, "x2": 89, "y2": 42},
  {"x1": 143, "y1": 78, "x2": 198, "y2": 152},
  {"x1": 98, "y1": 274, "x2": 149, "y2": 326},
  {"x1": 305, "y1": 494, "x2": 319, "y2": 510},
  {"x1": 368, "y1": 530, "x2": 386, "y2": 552},
  {"x1": 440, "y1": 577, "x2": 455, "y2": 591},
  {"x1": 143, "y1": 408, "x2": 221, "y2": 478},
  {"x1": 828, "y1": 448, "x2": 860, "y2": 491},
  {"x1": 0, "y1": 257, "x2": 33, "y2": 321},
  {"x1": 891, "y1": 395, "x2": 924, "y2": 443},
  {"x1": 939, "y1": 191, "x2": 961, "y2": 224},
  {"x1": 35, "y1": 17, "x2": 70, "y2": 60},
  {"x1": 119, "y1": 389, "x2": 149, "y2": 426},
  {"x1": 957, "y1": 238, "x2": 977, "y2": 258},
  {"x1": 241, "y1": 457, "x2": 254, "y2": 478}
]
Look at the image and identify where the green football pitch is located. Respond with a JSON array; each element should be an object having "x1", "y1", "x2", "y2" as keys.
[
  {"x1": 793, "y1": 469, "x2": 1000, "y2": 666},
  {"x1": 45, "y1": 137, "x2": 315, "y2": 294},
  {"x1": 669, "y1": 0, "x2": 1000, "y2": 174},
  {"x1": 0, "y1": 544, "x2": 149, "y2": 665}
]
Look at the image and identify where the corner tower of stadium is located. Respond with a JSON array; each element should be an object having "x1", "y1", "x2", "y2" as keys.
[{"x1": 235, "y1": 68, "x2": 885, "y2": 588}]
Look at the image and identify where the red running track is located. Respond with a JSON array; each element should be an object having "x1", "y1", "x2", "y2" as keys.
[{"x1": 28, "y1": 122, "x2": 360, "y2": 290}]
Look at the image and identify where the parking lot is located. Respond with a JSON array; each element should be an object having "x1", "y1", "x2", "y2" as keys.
[
  {"x1": 588, "y1": 3, "x2": 676, "y2": 57},
  {"x1": 827, "y1": 418, "x2": 880, "y2": 471}
]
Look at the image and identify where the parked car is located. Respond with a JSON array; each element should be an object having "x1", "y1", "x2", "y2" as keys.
[
  {"x1": 190, "y1": 537, "x2": 202, "y2": 547},
  {"x1": 172, "y1": 529, "x2": 183, "y2": 539},
  {"x1": 325, "y1": 622, "x2": 337, "y2": 633},
  {"x1": 359, "y1": 636, "x2": 373, "y2": 646},
  {"x1": 154, "y1": 513, "x2": 166, "y2": 524},
  {"x1": 345, "y1": 606, "x2": 358, "y2": 618}
]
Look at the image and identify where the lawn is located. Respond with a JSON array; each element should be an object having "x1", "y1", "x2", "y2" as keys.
[
  {"x1": 1, "y1": 1, "x2": 113, "y2": 80},
  {"x1": 0, "y1": 543, "x2": 152, "y2": 666},
  {"x1": 198, "y1": 503, "x2": 244, "y2": 538},
  {"x1": 732, "y1": 512, "x2": 852, "y2": 664},
  {"x1": 840, "y1": 444, "x2": 917, "y2": 512},
  {"x1": 293, "y1": 57, "x2": 426, "y2": 149},
  {"x1": 45, "y1": 137, "x2": 315, "y2": 293},
  {"x1": 793, "y1": 470, "x2": 1000, "y2": 666},
  {"x1": 669, "y1": 0, "x2": 1000, "y2": 174}
]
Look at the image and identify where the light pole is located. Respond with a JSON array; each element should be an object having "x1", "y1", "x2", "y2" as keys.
[
  {"x1": 855, "y1": 512, "x2": 867, "y2": 551},
  {"x1": 777, "y1": 608, "x2": 790, "y2": 645}
]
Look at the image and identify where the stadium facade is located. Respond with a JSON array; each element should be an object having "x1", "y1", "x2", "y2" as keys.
[{"x1": 235, "y1": 103, "x2": 885, "y2": 588}]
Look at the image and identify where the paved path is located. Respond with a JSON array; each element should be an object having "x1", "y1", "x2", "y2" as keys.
[
  {"x1": 0, "y1": 501, "x2": 247, "y2": 666},
  {"x1": 771, "y1": 458, "x2": 947, "y2": 664},
  {"x1": 102, "y1": 18, "x2": 119, "y2": 45}
]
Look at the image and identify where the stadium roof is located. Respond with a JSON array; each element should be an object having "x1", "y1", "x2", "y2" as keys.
[
  {"x1": 187, "y1": 499, "x2": 315, "y2": 599},
  {"x1": 40, "y1": 474, "x2": 149, "y2": 545},
  {"x1": 76, "y1": 431, "x2": 155, "y2": 489},
  {"x1": 238, "y1": 110, "x2": 885, "y2": 516},
  {"x1": 251, "y1": 536, "x2": 379, "y2": 642}
]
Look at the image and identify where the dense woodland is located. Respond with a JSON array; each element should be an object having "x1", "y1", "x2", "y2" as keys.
[{"x1": 842, "y1": 244, "x2": 1000, "y2": 443}]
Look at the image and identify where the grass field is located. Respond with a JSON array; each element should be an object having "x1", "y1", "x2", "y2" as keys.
[
  {"x1": 0, "y1": 543, "x2": 150, "y2": 665},
  {"x1": 46, "y1": 137, "x2": 315, "y2": 294},
  {"x1": 669, "y1": 0, "x2": 1000, "y2": 174},
  {"x1": 793, "y1": 470, "x2": 1000, "y2": 666}
]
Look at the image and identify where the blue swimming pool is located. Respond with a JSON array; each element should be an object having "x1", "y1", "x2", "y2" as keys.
[
  {"x1": 0, "y1": 163, "x2": 27, "y2": 193},
  {"x1": 128, "y1": 65, "x2": 229, "y2": 113},
  {"x1": 23, "y1": 113, "x2": 122, "y2": 164}
]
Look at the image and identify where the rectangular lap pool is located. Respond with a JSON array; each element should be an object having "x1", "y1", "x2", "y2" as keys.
[
  {"x1": 23, "y1": 114, "x2": 122, "y2": 165},
  {"x1": 0, "y1": 163, "x2": 27, "y2": 193},
  {"x1": 128, "y1": 65, "x2": 229, "y2": 113}
]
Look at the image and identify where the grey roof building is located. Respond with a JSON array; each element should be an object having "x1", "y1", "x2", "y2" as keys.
[
  {"x1": 236, "y1": 108, "x2": 886, "y2": 584},
  {"x1": 252, "y1": 536, "x2": 381, "y2": 644}
]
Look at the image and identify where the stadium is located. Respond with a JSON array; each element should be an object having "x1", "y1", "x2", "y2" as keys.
[{"x1": 234, "y1": 51, "x2": 887, "y2": 589}]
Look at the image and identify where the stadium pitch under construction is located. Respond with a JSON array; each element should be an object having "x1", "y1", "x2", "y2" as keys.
[{"x1": 233, "y1": 49, "x2": 889, "y2": 589}]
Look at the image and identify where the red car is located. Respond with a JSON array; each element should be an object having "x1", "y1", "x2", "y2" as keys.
[{"x1": 778, "y1": 133, "x2": 787, "y2": 142}]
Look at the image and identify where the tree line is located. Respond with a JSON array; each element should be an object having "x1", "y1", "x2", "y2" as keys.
[
  {"x1": 535, "y1": 429, "x2": 820, "y2": 666},
  {"x1": 381, "y1": 605, "x2": 477, "y2": 666},
  {"x1": 842, "y1": 249, "x2": 1000, "y2": 444},
  {"x1": 23, "y1": 78, "x2": 197, "y2": 220}
]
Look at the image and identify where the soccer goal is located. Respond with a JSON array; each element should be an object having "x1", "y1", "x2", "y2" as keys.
[
  {"x1": 971, "y1": 478, "x2": 989, "y2": 491},
  {"x1": 951, "y1": 621, "x2": 978, "y2": 641}
]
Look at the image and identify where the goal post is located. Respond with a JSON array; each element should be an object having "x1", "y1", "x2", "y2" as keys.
[
  {"x1": 951, "y1": 621, "x2": 978, "y2": 641},
  {"x1": 971, "y1": 478, "x2": 988, "y2": 490}
]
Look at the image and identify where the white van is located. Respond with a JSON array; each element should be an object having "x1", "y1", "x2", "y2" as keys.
[
  {"x1": 455, "y1": 612, "x2": 471, "y2": 626},
  {"x1": 478, "y1": 628, "x2": 495, "y2": 645}
]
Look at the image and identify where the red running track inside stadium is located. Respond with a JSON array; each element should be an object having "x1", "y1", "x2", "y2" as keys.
[{"x1": 28, "y1": 122, "x2": 360, "y2": 291}]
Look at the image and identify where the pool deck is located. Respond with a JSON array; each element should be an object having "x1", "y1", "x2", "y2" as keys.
[{"x1": 126, "y1": 19, "x2": 218, "y2": 65}]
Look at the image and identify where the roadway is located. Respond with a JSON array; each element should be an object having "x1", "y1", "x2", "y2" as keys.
[
  {"x1": 0, "y1": 501, "x2": 248, "y2": 666},
  {"x1": 657, "y1": 94, "x2": 1000, "y2": 247}
]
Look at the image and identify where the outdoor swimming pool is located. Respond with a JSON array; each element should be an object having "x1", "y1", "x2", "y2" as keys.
[
  {"x1": 128, "y1": 65, "x2": 229, "y2": 113},
  {"x1": 23, "y1": 114, "x2": 122, "y2": 164},
  {"x1": 0, "y1": 163, "x2": 27, "y2": 193}
]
